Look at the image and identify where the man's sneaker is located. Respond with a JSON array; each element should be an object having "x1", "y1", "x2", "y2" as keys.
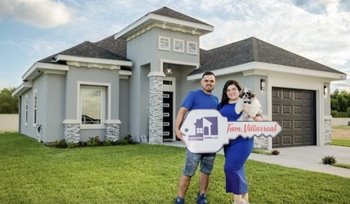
[
  {"x1": 197, "y1": 193, "x2": 208, "y2": 204},
  {"x1": 175, "y1": 197, "x2": 185, "y2": 204}
]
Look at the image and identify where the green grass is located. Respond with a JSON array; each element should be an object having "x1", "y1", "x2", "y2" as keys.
[
  {"x1": 332, "y1": 139, "x2": 350, "y2": 147},
  {"x1": 1, "y1": 133, "x2": 350, "y2": 203},
  {"x1": 333, "y1": 163, "x2": 350, "y2": 169}
]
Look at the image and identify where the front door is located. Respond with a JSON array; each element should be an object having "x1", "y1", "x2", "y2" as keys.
[{"x1": 163, "y1": 77, "x2": 175, "y2": 141}]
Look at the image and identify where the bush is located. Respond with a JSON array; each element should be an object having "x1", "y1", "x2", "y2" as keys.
[
  {"x1": 322, "y1": 155, "x2": 337, "y2": 165},
  {"x1": 88, "y1": 136, "x2": 103, "y2": 146},
  {"x1": 271, "y1": 149, "x2": 280, "y2": 155},
  {"x1": 55, "y1": 139, "x2": 68, "y2": 148}
]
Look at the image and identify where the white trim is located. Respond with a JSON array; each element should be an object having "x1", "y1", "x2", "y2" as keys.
[
  {"x1": 56, "y1": 54, "x2": 132, "y2": 67},
  {"x1": 43, "y1": 70, "x2": 67, "y2": 76},
  {"x1": 173, "y1": 39, "x2": 185, "y2": 53},
  {"x1": 119, "y1": 70, "x2": 132, "y2": 76},
  {"x1": 25, "y1": 94, "x2": 29, "y2": 126},
  {"x1": 187, "y1": 62, "x2": 347, "y2": 80},
  {"x1": 187, "y1": 41, "x2": 198, "y2": 55},
  {"x1": 22, "y1": 62, "x2": 69, "y2": 81},
  {"x1": 105, "y1": 120, "x2": 122, "y2": 124},
  {"x1": 114, "y1": 13, "x2": 213, "y2": 39},
  {"x1": 32, "y1": 89, "x2": 38, "y2": 127},
  {"x1": 77, "y1": 81, "x2": 111, "y2": 127},
  {"x1": 63, "y1": 119, "x2": 80, "y2": 124},
  {"x1": 148, "y1": 72, "x2": 166, "y2": 77},
  {"x1": 158, "y1": 36, "x2": 171, "y2": 51},
  {"x1": 160, "y1": 58, "x2": 199, "y2": 74},
  {"x1": 13, "y1": 82, "x2": 32, "y2": 97}
]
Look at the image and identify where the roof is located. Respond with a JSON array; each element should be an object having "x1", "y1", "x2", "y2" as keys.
[
  {"x1": 114, "y1": 6, "x2": 213, "y2": 39},
  {"x1": 94, "y1": 36, "x2": 127, "y2": 58},
  {"x1": 39, "y1": 40, "x2": 131, "y2": 71},
  {"x1": 40, "y1": 41, "x2": 129, "y2": 63},
  {"x1": 190, "y1": 37, "x2": 345, "y2": 76},
  {"x1": 150, "y1": 6, "x2": 211, "y2": 26}
]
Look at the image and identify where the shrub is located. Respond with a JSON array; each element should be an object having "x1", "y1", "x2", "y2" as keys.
[
  {"x1": 88, "y1": 136, "x2": 103, "y2": 146},
  {"x1": 322, "y1": 155, "x2": 337, "y2": 165},
  {"x1": 271, "y1": 150, "x2": 280, "y2": 155},
  {"x1": 55, "y1": 139, "x2": 68, "y2": 148}
]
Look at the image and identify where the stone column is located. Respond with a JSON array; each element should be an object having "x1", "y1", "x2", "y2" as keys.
[
  {"x1": 324, "y1": 117, "x2": 332, "y2": 145},
  {"x1": 63, "y1": 120, "x2": 80, "y2": 143},
  {"x1": 105, "y1": 120, "x2": 121, "y2": 142},
  {"x1": 148, "y1": 72, "x2": 164, "y2": 144}
]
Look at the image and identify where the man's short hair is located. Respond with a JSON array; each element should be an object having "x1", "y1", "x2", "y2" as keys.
[{"x1": 201, "y1": 71, "x2": 215, "y2": 79}]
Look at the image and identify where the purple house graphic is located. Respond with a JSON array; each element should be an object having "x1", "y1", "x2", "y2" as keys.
[{"x1": 194, "y1": 117, "x2": 218, "y2": 138}]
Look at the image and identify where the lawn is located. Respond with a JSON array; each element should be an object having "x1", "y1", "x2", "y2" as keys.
[
  {"x1": 1, "y1": 133, "x2": 350, "y2": 204},
  {"x1": 332, "y1": 125, "x2": 350, "y2": 147}
]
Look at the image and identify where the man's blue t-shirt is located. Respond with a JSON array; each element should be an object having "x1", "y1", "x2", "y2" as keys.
[{"x1": 181, "y1": 89, "x2": 218, "y2": 111}]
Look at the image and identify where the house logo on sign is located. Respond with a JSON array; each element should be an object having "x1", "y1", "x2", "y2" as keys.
[{"x1": 189, "y1": 117, "x2": 218, "y2": 141}]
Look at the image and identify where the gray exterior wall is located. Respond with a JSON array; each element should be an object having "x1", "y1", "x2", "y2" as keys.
[
  {"x1": 119, "y1": 78, "x2": 129, "y2": 138},
  {"x1": 44, "y1": 74, "x2": 65, "y2": 142},
  {"x1": 126, "y1": 27, "x2": 200, "y2": 140},
  {"x1": 19, "y1": 74, "x2": 47, "y2": 141}
]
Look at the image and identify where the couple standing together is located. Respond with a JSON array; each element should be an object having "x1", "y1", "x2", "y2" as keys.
[{"x1": 175, "y1": 72, "x2": 262, "y2": 204}]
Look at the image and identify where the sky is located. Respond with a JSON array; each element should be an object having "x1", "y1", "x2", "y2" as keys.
[{"x1": 0, "y1": 0, "x2": 349, "y2": 92}]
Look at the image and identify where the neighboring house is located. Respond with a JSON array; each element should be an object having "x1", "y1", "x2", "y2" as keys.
[{"x1": 13, "y1": 7, "x2": 346, "y2": 149}]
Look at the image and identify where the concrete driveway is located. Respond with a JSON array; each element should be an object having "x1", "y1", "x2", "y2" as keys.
[
  {"x1": 248, "y1": 145, "x2": 350, "y2": 178},
  {"x1": 163, "y1": 142, "x2": 350, "y2": 179}
]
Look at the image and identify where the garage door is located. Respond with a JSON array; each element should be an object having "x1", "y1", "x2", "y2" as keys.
[{"x1": 272, "y1": 87, "x2": 316, "y2": 147}]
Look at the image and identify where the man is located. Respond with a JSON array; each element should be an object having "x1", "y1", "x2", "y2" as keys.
[{"x1": 175, "y1": 72, "x2": 219, "y2": 204}]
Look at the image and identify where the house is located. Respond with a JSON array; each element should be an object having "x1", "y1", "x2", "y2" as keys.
[{"x1": 13, "y1": 7, "x2": 346, "y2": 149}]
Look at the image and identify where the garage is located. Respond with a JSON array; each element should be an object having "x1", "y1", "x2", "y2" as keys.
[{"x1": 272, "y1": 87, "x2": 316, "y2": 147}]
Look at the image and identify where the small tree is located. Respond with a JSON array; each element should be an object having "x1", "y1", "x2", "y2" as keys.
[
  {"x1": 0, "y1": 88, "x2": 18, "y2": 114},
  {"x1": 331, "y1": 89, "x2": 350, "y2": 117}
]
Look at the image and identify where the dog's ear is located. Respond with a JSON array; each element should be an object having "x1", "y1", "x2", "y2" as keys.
[
  {"x1": 239, "y1": 89, "x2": 245, "y2": 98},
  {"x1": 250, "y1": 90, "x2": 255, "y2": 98}
]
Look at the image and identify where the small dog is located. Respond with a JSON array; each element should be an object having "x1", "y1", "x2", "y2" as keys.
[{"x1": 235, "y1": 87, "x2": 262, "y2": 121}]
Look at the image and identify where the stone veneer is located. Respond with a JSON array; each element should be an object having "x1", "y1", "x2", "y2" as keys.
[
  {"x1": 148, "y1": 74, "x2": 164, "y2": 144},
  {"x1": 63, "y1": 120, "x2": 80, "y2": 143},
  {"x1": 254, "y1": 137, "x2": 269, "y2": 150},
  {"x1": 105, "y1": 120, "x2": 121, "y2": 142},
  {"x1": 324, "y1": 118, "x2": 332, "y2": 144}
]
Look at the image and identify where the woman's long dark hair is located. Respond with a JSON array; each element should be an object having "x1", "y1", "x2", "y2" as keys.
[{"x1": 219, "y1": 80, "x2": 242, "y2": 109}]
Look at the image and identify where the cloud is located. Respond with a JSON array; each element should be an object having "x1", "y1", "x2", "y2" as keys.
[{"x1": 0, "y1": 0, "x2": 73, "y2": 28}]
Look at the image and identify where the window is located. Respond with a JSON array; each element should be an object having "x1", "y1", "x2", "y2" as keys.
[
  {"x1": 80, "y1": 85, "x2": 105, "y2": 126},
  {"x1": 187, "y1": 41, "x2": 198, "y2": 55},
  {"x1": 25, "y1": 95, "x2": 28, "y2": 125},
  {"x1": 33, "y1": 91, "x2": 38, "y2": 126},
  {"x1": 173, "y1": 39, "x2": 184, "y2": 52},
  {"x1": 158, "y1": 36, "x2": 170, "y2": 51}
]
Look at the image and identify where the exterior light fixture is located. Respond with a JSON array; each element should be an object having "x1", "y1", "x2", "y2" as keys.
[
  {"x1": 324, "y1": 85, "x2": 328, "y2": 96},
  {"x1": 165, "y1": 64, "x2": 173, "y2": 76},
  {"x1": 260, "y1": 79, "x2": 266, "y2": 91}
]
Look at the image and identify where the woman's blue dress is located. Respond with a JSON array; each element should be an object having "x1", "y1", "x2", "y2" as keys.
[{"x1": 219, "y1": 103, "x2": 253, "y2": 194}]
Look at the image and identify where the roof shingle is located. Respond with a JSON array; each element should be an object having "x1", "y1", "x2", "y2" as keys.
[{"x1": 191, "y1": 37, "x2": 344, "y2": 75}]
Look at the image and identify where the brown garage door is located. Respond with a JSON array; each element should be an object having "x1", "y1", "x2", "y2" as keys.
[{"x1": 272, "y1": 87, "x2": 316, "y2": 147}]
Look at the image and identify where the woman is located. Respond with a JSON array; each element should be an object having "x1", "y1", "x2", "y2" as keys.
[{"x1": 218, "y1": 80, "x2": 262, "y2": 204}]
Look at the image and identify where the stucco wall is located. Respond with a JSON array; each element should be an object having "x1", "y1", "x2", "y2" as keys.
[{"x1": 0, "y1": 114, "x2": 19, "y2": 132}]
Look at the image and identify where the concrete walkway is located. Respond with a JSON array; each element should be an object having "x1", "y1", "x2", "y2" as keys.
[{"x1": 162, "y1": 142, "x2": 350, "y2": 179}]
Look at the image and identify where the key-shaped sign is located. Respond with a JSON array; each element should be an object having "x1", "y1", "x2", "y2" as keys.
[{"x1": 180, "y1": 109, "x2": 282, "y2": 153}]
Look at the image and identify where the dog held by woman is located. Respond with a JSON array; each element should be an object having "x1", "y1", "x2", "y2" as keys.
[{"x1": 235, "y1": 87, "x2": 262, "y2": 121}]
